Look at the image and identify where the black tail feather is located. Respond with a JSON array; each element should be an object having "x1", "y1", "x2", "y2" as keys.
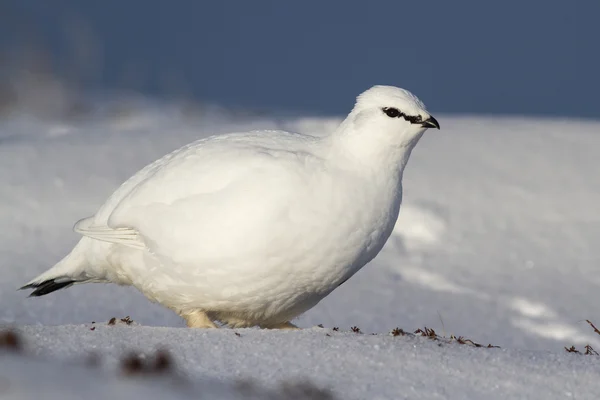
[{"x1": 22, "y1": 279, "x2": 75, "y2": 297}]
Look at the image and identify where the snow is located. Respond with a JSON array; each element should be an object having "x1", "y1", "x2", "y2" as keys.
[
  {"x1": 3, "y1": 325, "x2": 598, "y2": 400},
  {"x1": 1, "y1": 100, "x2": 600, "y2": 399}
]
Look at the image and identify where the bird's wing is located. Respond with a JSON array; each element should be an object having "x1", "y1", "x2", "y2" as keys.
[
  {"x1": 73, "y1": 217, "x2": 146, "y2": 250},
  {"x1": 89, "y1": 131, "x2": 323, "y2": 265}
]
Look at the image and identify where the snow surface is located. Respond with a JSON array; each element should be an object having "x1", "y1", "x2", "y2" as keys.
[{"x1": 1, "y1": 100, "x2": 600, "y2": 399}]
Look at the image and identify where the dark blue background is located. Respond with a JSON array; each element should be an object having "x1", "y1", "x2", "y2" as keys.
[{"x1": 2, "y1": 0, "x2": 599, "y2": 118}]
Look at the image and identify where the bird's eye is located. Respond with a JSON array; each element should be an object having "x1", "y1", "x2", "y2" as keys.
[{"x1": 382, "y1": 107, "x2": 400, "y2": 118}]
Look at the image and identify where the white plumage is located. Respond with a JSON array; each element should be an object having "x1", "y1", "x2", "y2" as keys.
[{"x1": 22, "y1": 85, "x2": 439, "y2": 329}]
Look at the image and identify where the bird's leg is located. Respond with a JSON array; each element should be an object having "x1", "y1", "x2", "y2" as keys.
[
  {"x1": 278, "y1": 321, "x2": 299, "y2": 330},
  {"x1": 263, "y1": 321, "x2": 299, "y2": 330},
  {"x1": 182, "y1": 310, "x2": 218, "y2": 328}
]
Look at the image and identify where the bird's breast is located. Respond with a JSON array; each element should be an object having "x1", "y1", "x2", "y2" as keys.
[{"x1": 293, "y1": 176, "x2": 402, "y2": 294}]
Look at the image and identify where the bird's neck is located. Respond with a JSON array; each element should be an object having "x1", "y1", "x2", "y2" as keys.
[{"x1": 329, "y1": 123, "x2": 422, "y2": 181}]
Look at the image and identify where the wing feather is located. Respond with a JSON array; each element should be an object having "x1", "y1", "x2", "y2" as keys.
[{"x1": 73, "y1": 217, "x2": 147, "y2": 250}]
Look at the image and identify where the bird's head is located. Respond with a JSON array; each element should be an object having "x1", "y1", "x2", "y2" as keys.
[{"x1": 339, "y1": 85, "x2": 439, "y2": 154}]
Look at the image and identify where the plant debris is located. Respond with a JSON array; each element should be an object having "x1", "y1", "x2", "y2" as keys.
[
  {"x1": 565, "y1": 320, "x2": 600, "y2": 355},
  {"x1": 391, "y1": 328, "x2": 406, "y2": 337},
  {"x1": 585, "y1": 345, "x2": 599, "y2": 356},
  {"x1": 153, "y1": 349, "x2": 173, "y2": 372},
  {"x1": 411, "y1": 326, "x2": 499, "y2": 348},
  {"x1": 565, "y1": 344, "x2": 599, "y2": 356},
  {"x1": 237, "y1": 379, "x2": 335, "y2": 400},
  {"x1": 565, "y1": 346, "x2": 580, "y2": 354},
  {"x1": 586, "y1": 320, "x2": 600, "y2": 336},
  {"x1": 0, "y1": 330, "x2": 22, "y2": 352},
  {"x1": 121, "y1": 353, "x2": 144, "y2": 375},
  {"x1": 121, "y1": 349, "x2": 174, "y2": 376},
  {"x1": 108, "y1": 316, "x2": 135, "y2": 326},
  {"x1": 415, "y1": 327, "x2": 437, "y2": 339},
  {"x1": 450, "y1": 335, "x2": 499, "y2": 348},
  {"x1": 279, "y1": 380, "x2": 336, "y2": 400}
]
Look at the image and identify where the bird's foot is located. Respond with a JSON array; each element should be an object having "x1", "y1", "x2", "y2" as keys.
[
  {"x1": 182, "y1": 310, "x2": 218, "y2": 328},
  {"x1": 262, "y1": 321, "x2": 299, "y2": 330}
]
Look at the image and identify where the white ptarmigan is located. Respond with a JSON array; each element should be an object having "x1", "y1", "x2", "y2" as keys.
[{"x1": 22, "y1": 85, "x2": 439, "y2": 329}]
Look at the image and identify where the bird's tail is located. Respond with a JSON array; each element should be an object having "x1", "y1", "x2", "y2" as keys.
[
  {"x1": 20, "y1": 278, "x2": 76, "y2": 297},
  {"x1": 20, "y1": 240, "x2": 91, "y2": 297}
]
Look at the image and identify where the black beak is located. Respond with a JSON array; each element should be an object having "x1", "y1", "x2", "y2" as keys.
[{"x1": 421, "y1": 115, "x2": 440, "y2": 130}]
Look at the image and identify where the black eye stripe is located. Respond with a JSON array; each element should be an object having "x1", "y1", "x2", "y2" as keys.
[{"x1": 382, "y1": 107, "x2": 423, "y2": 124}]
